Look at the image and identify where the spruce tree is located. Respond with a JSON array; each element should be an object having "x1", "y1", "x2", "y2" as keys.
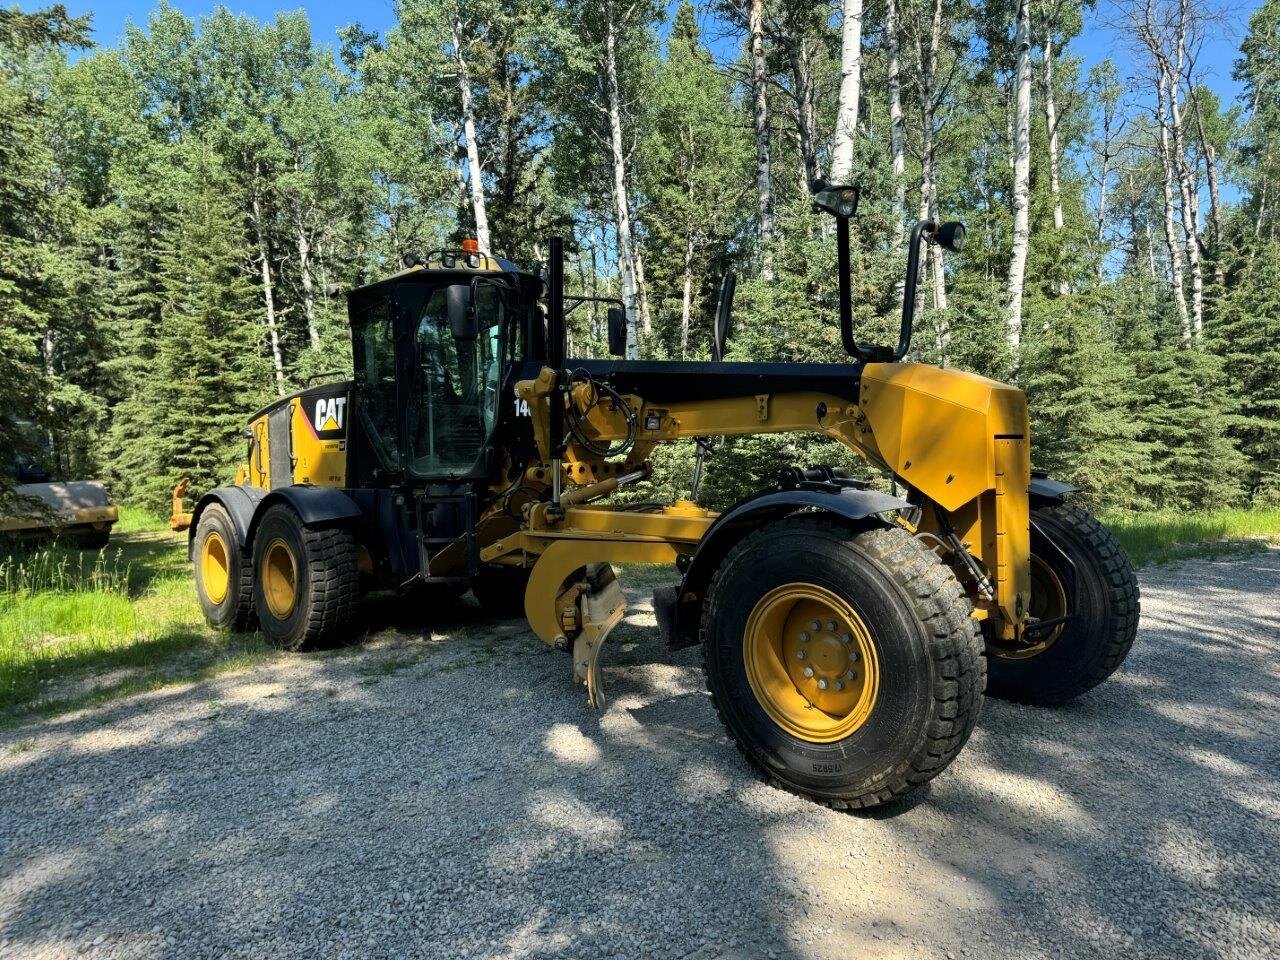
[
  {"x1": 1019, "y1": 294, "x2": 1148, "y2": 511},
  {"x1": 1211, "y1": 238, "x2": 1280, "y2": 502},
  {"x1": 125, "y1": 139, "x2": 272, "y2": 511}
]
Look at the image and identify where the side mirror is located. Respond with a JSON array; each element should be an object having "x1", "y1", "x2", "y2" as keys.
[
  {"x1": 810, "y1": 179, "x2": 860, "y2": 219},
  {"x1": 936, "y1": 221, "x2": 966, "y2": 253},
  {"x1": 713, "y1": 272, "x2": 736, "y2": 362},
  {"x1": 447, "y1": 284, "x2": 476, "y2": 340},
  {"x1": 606, "y1": 307, "x2": 627, "y2": 357}
]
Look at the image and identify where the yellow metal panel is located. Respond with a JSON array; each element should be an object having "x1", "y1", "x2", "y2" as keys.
[
  {"x1": 247, "y1": 415, "x2": 270, "y2": 489},
  {"x1": 858, "y1": 363, "x2": 1028, "y2": 513},
  {"x1": 994, "y1": 436, "x2": 1032, "y2": 633},
  {"x1": 290, "y1": 399, "x2": 348, "y2": 487}
]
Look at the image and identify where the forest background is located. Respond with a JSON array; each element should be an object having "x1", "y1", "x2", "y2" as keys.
[{"x1": 2, "y1": 0, "x2": 1278, "y2": 515}]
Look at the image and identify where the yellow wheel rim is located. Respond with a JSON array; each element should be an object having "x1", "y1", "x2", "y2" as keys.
[
  {"x1": 743, "y1": 583, "x2": 880, "y2": 743},
  {"x1": 993, "y1": 554, "x2": 1068, "y2": 660},
  {"x1": 200, "y1": 531, "x2": 230, "y2": 606},
  {"x1": 262, "y1": 538, "x2": 298, "y2": 620}
]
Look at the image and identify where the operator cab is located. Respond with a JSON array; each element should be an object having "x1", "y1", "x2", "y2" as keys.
[{"x1": 347, "y1": 245, "x2": 543, "y2": 485}]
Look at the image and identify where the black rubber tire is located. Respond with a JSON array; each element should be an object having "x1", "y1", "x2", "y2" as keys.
[
  {"x1": 702, "y1": 517, "x2": 985, "y2": 810},
  {"x1": 986, "y1": 502, "x2": 1139, "y2": 705},
  {"x1": 252, "y1": 504, "x2": 358, "y2": 651},
  {"x1": 193, "y1": 504, "x2": 255, "y2": 632},
  {"x1": 71, "y1": 529, "x2": 111, "y2": 551},
  {"x1": 470, "y1": 565, "x2": 532, "y2": 619}
]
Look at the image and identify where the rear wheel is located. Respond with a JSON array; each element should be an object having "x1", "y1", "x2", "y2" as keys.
[
  {"x1": 986, "y1": 502, "x2": 1139, "y2": 705},
  {"x1": 252, "y1": 504, "x2": 358, "y2": 651},
  {"x1": 702, "y1": 517, "x2": 985, "y2": 810},
  {"x1": 194, "y1": 504, "x2": 254, "y2": 631}
]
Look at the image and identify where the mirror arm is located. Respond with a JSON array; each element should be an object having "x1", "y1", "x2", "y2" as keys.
[
  {"x1": 836, "y1": 215, "x2": 860, "y2": 360},
  {"x1": 898, "y1": 220, "x2": 937, "y2": 362},
  {"x1": 564, "y1": 294, "x2": 625, "y2": 318}
]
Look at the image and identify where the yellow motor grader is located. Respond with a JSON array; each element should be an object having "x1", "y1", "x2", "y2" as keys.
[{"x1": 186, "y1": 191, "x2": 1139, "y2": 809}]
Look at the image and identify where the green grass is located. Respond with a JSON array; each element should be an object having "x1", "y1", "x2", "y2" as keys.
[
  {"x1": 1104, "y1": 506, "x2": 1280, "y2": 566},
  {"x1": 0, "y1": 511, "x2": 270, "y2": 723},
  {"x1": 2, "y1": 500, "x2": 1278, "y2": 725}
]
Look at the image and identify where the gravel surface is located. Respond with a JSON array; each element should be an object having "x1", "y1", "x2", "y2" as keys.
[{"x1": 1, "y1": 549, "x2": 1278, "y2": 960}]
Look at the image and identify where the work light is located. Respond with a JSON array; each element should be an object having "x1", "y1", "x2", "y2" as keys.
[{"x1": 810, "y1": 180, "x2": 860, "y2": 219}]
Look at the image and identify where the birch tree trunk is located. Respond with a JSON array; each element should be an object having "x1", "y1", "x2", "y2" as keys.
[
  {"x1": 452, "y1": 12, "x2": 490, "y2": 253},
  {"x1": 886, "y1": 0, "x2": 906, "y2": 254},
  {"x1": 1006, "y1": 0, "x2": 1033, "y2": 355},
  {"x1": 1191, "y1": 100, "x2": 1225, "y2": 282},
  {"x1": 749, "y1": 0, "x2": 775, "y2": 279},
  {"x1": 1041, "y1": 33, "x2": 1069, "y2": 295},
  {"x1": 603, "y1": 0, "x2": 642, "y2": 357},
  {"x1": 250, "y1": 167, "x2": 285, "y2": 395},
  {"x1": 680, "y1": 230, "x2": 695, "y2": 357},
  {"x1": 1165, "y1": 7, "x2": 1204, "y2": 338},
  {"x1": 828, "y1": 0, "x2": 863, "y2": 186},
  {"x1": 296, "y1": 215, "x2": 320, "y2": 351},
  {"x1": 1155, "y1": 73, "x2": 1191, "y2": 340},
  {"x1": 784, "y1": 37, "x2": 822, "y2": 188},
  {"x1": 1164, "y1": 75, "x2": 1203, "y2": 338},
  {"x1": 633, "y1": 237, "x2": 654, "y2": 337}
]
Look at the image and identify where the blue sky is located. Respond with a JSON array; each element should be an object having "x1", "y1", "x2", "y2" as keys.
[{"x1": 58, "y1": 0, "x2": 1255, "y2": 107}]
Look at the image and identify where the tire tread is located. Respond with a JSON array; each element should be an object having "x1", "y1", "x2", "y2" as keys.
[{"x1": 700, "y1": 517, "x2": 986, "y2": 810}]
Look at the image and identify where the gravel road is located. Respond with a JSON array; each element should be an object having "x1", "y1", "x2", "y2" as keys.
[{"x1": 2, "y1": 549, "x2": 1278, "y2": 960}]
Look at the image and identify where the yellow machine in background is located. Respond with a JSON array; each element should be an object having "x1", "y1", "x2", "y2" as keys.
[
  {"x1": 2, "y1": 422, "x2": 117, "y2": 549},
  {"x1": 185, "y1": 195, "x2": 1139, "y2": 810}
]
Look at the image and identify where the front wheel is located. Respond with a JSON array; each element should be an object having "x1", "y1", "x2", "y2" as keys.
[
  {"x1": 702, "y1": 518, "x2": 985, "y2": 810},
  {"x1": 985, "y1": 502, "x2": 1140, "y2": 705}
]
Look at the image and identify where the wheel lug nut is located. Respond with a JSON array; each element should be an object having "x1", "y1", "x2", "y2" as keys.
[
  {"x1": 817, "y1": 678, "x2": 829, "y2": 690},
  {"x1": 799, "y1": 631, "x2": 810, "y2": 642},
  {"x1": 796, "y1": 649, "x2": 806, "y2": 660},
  {"x1": 803, "y1": 667, "x2": 814, "y2": 678},
  {"x1": 809, "y1": 620, "x2": 821, "y2": 631},
  {"x1": 844, "y1": 669, "x2": 856, "y2": 680},
  {"x1": 848, "y1": 650, "x2": 859, "y2": 663},
  {"x1": 841, "y1": 633, "x2": 852, "y2": 645},
  {"x1": 835, "y1": 680, "x2": 845, "y2": 691},
  {"x1": 826, "y1": 620, "x2": 836, "y2": 631}
]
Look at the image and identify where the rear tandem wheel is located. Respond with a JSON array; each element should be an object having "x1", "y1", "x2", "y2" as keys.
[
  {"x1": 251, "y1": 504, "x2": 359, "y2": 651},
  {"x1": 193, "y1": 503, "x2": 255, "y2": 632}
]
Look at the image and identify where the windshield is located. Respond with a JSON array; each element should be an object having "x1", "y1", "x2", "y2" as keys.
[{"x1": 409, "y1": 283, "x2": 504, "y2": 475}]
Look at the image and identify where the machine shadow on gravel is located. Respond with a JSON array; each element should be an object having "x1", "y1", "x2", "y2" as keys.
[{"x1": 1, "y1": 555, "x2": 1276, "y2": 959}]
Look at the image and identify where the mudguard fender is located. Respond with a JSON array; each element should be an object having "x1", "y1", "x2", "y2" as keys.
[
  {"x1": 245, "y1": 486, "x2": 364, "y2": 544},
  {"x1": 1029, "y1": 475, "x2": 1077, "y2": 503},
  {"x1": 188, "y1": 485, "x2": 267, "y2": 559},
  {"x1": 659, "y1": 486, "x2": 911, "y2": 652}
]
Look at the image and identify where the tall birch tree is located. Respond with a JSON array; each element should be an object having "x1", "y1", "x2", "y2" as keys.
[
  {"x1": 1006, "y1": 0, "x2": 1033, "y2": 352},
  {"x1": 829, "y1": 0, "x2": 864, "y2": 184}
]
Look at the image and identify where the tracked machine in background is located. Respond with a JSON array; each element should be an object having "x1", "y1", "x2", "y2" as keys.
[{"x1": 187, "y1": 194, "x2": 1139, "y2": 809}]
